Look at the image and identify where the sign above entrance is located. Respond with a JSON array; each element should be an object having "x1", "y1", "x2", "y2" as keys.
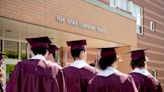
[{"x1": 56, "y1": 16, "x2": 106, "y2": 33}]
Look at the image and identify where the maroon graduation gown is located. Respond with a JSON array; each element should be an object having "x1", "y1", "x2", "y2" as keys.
[
  {"x1": 63, "y1": 66, "x2": 97, "y2": 92},
  {"x1": 6, "y1": 59, "x2": 66, "y2": 92},
  {"x1": 87, "y1": 72, "x2": 138, "y2": 92},
  {"x1": 129, "y1": 72, "x2": 162, "y2": 92}
]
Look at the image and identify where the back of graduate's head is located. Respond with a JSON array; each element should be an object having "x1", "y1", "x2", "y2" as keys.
[
  {"x1": 130, "y1": 56, "x2": 146, "y2": 69},
  {"x1": 71, "y1": 49, "x2": 85, "y2": 60},
  {"x1": 99, "y1": 56, "x2": 117, "y2": 70},
  {"x1": 31, "y1": 47, "x2": 48, "y2": 56},
  {"x1": 67, "y1": 40, "x2": 87, "y2": 60},
  {"x1": 26, "y1": 36, "x2": 52, "y2": 56},
  {"x1": 130, "y1": 49, "x2": 147, "y2": 69},
  {"x1": 98, "y1": 47, "x2": 118, "y2": 70},
  {"x1": 30, "y1": 43, "x2": 49, "y2": 56}
]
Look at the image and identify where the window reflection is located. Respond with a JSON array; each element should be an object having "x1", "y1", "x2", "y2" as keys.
[
  {"x1": 21, "y1": 43, "x2": 27, "y2": 60},
  {"x1": 4, "y1": 40, "x2": 19, "y2": 59}
]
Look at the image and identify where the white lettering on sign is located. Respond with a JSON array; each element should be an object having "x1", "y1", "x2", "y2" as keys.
[
  {"x1": 56, "y1": 16, "x2": 65, "y2": 23},
  {"x1": 66, "y1": 19, "x2": 78, "y2": 27},
  {"x1": 56, "y1": 16, "x2": 106, "y2": 33}
]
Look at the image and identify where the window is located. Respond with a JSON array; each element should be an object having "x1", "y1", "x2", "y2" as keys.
[
  {"x1": 110, "y1": 0, "x2": 117, "y2": 7},
  {"x1": 130, "y1": 3, "x2": 143, "y2": 35},
  {"x1": 127, "y1": 1, "x2": 132, "y2": 12},
  {"x1": 152, "y1": 69, "x2": 157, "y2": 78},
  {"x1": 150, "y1": 21, "x2": 155, "y2": 32},
  {"x1": 103, "y1": 0, "x2": 144, "y2": 37},
  {"x1": 136, "y1": 25, "x2": 143, "y2": 35},
  {"x1": 4, "y1": 40, "x2": 19, "y2": 59},
  {"x1": 21, "y1": 43, "x2": 27, "y2": 60},
  {"x1": 122, "y1": 0, "x2": 128, "y2": 11},
  {"x1": 117, "y1": 0, "x2": 123, "y2": 9},
  {"x1": 117, "y1": 0, "x2": 128, "y2": 11}
]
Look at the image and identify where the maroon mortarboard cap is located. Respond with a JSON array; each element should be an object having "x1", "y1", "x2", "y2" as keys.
[
  {"x1": 100, "y1": 47, "x2": 118, "y2": 58},
  {"x1": 131, "y1": 49, "x2": 147, "y2": 61},
  {"x1": 67, "y1": 40, "x2": 87, "y2": 50},
  {"x1": 0, "y1": 52, "x2": 5, "y2": 60},
  {"x1": 26, "y1": 36, "x2": 51, "y2": 49},
  {"x1": 48, "y1": 44, "x2": 58, "y2": 54},
  {"x1": 26, "y1": 36, "x2": 52, "y2": 44},
  {"x1": 31, "y1": 43, "x2": 49, "y2": 49}
]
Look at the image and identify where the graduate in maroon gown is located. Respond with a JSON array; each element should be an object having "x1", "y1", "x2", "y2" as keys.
[
  {"x1": 63, "y1": 40, "x2": 97, "y2": 92},
  {"x1": 0, "y1": 52, "x2": 5, "y2": 92},
  {"x1": 87, "y1": 47, "x2": 138, "y2": 92},
  {"x1": 47, "y1": 44, "x2": 62, "y2": 69},
  {"x1": 129, "y1": 49, "x2": 162, "y2": 92},
  {"x1": 47, "y1": 44, "x2": 67, "y2": 91},
  {"x1": 6, "y1": 36, "x2": 66, "y2": 92}
]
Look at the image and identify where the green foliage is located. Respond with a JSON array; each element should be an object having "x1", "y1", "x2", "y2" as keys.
[
  {"x1": 5, "y1": 50, "x2": 18, "y2": 59},
  {"x1": 21, "y1": 53, "x2": 27, "y2": 60},
  {"x1": 6, "y1": 64, "x2": 15, "y2": 83}
]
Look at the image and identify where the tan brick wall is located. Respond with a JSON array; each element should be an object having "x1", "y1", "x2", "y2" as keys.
[
  {"x1": 132, "y1": 0, "x2": 164, "y2": 89},
  {"x1": 0, "y1": 0, "x2": 137, "y2": 47}
]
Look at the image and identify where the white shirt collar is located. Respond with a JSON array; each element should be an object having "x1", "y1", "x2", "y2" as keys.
[
  {"x1": 31, "y1": 54, "x2": 46, "y2": 61},
  {"x1": 131, "y1": 68, "x2": 150, "y2": 76},
  {"x1": 70, "y1": 60, "x2": 89, "y2": 69},
  {"x1": 97, "y1": 67, "x2": 119, "y2": 77}
]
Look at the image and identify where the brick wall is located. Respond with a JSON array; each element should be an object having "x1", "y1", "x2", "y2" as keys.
[
  {"x1": 0, "y1": 0, "x2": 137, "y2": 47},
  {"x1": 132, "y1": 0, "x2": 164, "y2": 89}
]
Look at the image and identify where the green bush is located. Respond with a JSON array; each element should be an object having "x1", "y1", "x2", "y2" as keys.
[
  {"x1": 5, "y1": 50, "x2": 18, "y2": 59},
  {"x1": 6, "y1": 64, "x2": 15, "y2": 83}
]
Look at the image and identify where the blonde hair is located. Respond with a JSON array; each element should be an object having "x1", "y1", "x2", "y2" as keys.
[
  {"x1": 0, "y1": 67, "x2": 4, "y2": 84},
  {"x1": 0, "y1": 68, "x2": 3, "y2": 76}
]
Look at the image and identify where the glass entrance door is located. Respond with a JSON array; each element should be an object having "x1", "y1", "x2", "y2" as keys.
[
  {"x1": 4, "y1": 59, "x2": 18, "y2": 84},
  {"x1": 0, "y1": 39, "x2": 28, "y2": 85}
]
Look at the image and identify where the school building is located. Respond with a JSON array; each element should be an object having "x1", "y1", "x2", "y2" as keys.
[{"x1": 0, "y1": 0, "x2": 163, "y2": 89}]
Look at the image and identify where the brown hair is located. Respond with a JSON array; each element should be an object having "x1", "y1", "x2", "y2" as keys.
[{"x1": 130, "y1": 57, "x2": 146, "y2": 69}]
